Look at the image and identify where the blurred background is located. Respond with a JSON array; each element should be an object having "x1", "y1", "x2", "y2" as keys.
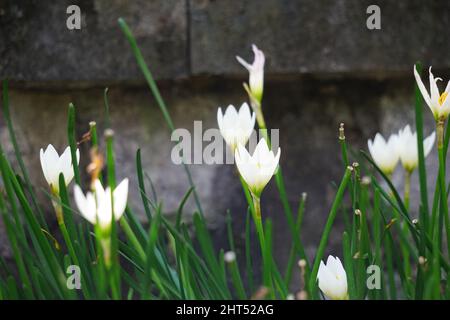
[{"x1": 1, "y1": 0, "x2": 450, "y2": 290}]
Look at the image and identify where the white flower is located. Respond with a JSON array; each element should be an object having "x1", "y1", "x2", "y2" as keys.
[
  {"x1": 397, "y1": 125, "x2": 435, "y2": 172},
  {"x1": 236, "y1": 44, "x2": 265, "y2": 102},
  {"x1": 317, "y1": 256, "x2": 348, "y2": 300},
  {"x1": 367, "y1": 133, "x2": 399, "y2": 175},
  {"x1": 414, "y1": 66, "x2": 450, "y2": 120},
  {"x1": 217, "y1": 103, "x2": 256, "y2": 151},
  {"x1": 40, "y1": 144, "x2": 80, "y2": 193},
  {"x1": 235, "y1": 138, "x2": 280, "y2": 197},
  {"x1": 74, "y1": 179, "x2": 129, "y2": 231}
]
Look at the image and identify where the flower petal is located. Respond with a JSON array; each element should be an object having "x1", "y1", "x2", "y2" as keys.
[
  {"x1": 74, "y1": 185, "x2": 96, "y2": 225},
  {"x1": 113, "y1": 178, "x2": 129, "y2": 220},
  {"x1": 236, "y1": 55, "x2": 252, "y2": 71},
  {"x1": 413, "y1": 65, "x2": 432, "y2": 111},
  {"x1": 40, "y1": 148, "x2": 51, "y2": 185},
  {"x1": 424, "y1": 131, "x2": 436, "y2": 157}
]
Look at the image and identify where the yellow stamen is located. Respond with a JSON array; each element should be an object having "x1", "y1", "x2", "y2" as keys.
[{"x1": 439, "y1": 92, "x2": 448, "y2": 106}]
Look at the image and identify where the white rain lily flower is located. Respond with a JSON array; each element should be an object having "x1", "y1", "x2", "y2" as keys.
[
  {"x1": 217, "y1": 103, "x2": 256, "y2": 151},
  {"x1": 236, "y1": 44, "x2": 265, "y2": 102},
  {"x1": 235, "y1": 138, "x2": 280, "y2": 197},
  {"x1": 40, "y1": 144, "x2": 80, "y2": 193},
  {"x1": 397, "y1": 125, "x2": 435, "y2": 172},
  {"x1": 74, "y1": 179, "x2": 129, "y2": 231},
  {"x1": 414, "y1": 66, "x2": 450, "y2": 120},
  {"x1": 317, "y1": 255, "x2": 348, "y2": 300},
  {"x1": 367, "y1": 133, "x2": 399, "y2": 175}
]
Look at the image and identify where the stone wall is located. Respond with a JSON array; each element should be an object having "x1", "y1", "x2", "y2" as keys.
[
  {"x1": 2, "y1": 0, "x2": 450, "y2": 81},
  {"x1": 1, "y1": 0, "x2": 449, "y2": 289}
]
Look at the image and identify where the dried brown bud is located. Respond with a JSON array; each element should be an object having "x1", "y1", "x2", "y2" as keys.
[
  {"x1": 251, "y1": 286, "x2": 269, "y2": 300},
  {"x1": 87, "y1": 148, "x2": 104, "y2": 187}
]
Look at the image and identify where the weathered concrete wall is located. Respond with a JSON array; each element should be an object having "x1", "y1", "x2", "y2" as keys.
[
  {"x1": 0, "y1": 76, "x2": 441, "y2": 283},
  {"x1": 0, "y1": 0, "x2": 188, "y2": 81},
  {"x1": 190, "y1": 0, "x2": 450, "y2": 75},
  {"x1": 2, "y1": 0, "x2": 450, "y2": 81},
  {"x1": 0, "y1": 0, "x2": 449, "y2": 289}
]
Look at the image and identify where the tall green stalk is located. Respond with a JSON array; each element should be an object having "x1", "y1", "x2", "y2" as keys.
[
  {"x1": 309, "y1": 166, "x2": 353, "y2": 298},
  {"x1": 437, "y1": 118, "x2": 450, "y2": 261},
  {"x1": 250, "y1": 193, "x2": 273, "y2": 296},
  {"x1": 118, "y1": 18, "x2": 204, "y2": 217},
  {"x1": 414, "y1": 63, "x2": 430, "y2": 231}
]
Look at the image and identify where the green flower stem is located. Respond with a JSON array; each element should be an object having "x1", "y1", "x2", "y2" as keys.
[
  {"x1": 356, "y1": 209, "x2": 370, "y2": 299},
  {"x1": 414, "y1": 64, "x2": 430, "y2": 233},
  {"x1": 250, "y1": 193, "x2": 272, "y2": 294},
  {"x1": 0, "y1": 208, "x2": 34, "y2": 299},
  {"x1": 93, "y1": 226, "x2": 107, "y2": 298},
  {"x1": 68, "y1": 103, "x2": 81, "y2": 185},
  {"x1": 430, "y1": 177, "x2": 440, "y2": 238},
  {"x1": 402, "y1": 170, "x2": 413, "y2": 292},
  {"x1": 256, "y1": 110, "x2": 266, "y2": 132},
  {"x1": 53, "y1": 201, "x2": 78, "y2": 265},
  {"x1": 309, "y1": 166, "x2": 353, "y2": 299},
  {"x1": 284, "y1": 193, "x2": 307, "y2": 286},
  {"x1": 388, "y1": 189, "x2": 415, "y2": 296},
  {"x1": 414, "y1": 63, "x2": 430, "y2": 297},
  {"x1": 252, "y1": 193, "x2": 262, "y2": 221},
  {"x1": 437, "y1": 118, "x2": 450, "y2": 260},
  {"x1": 404, "y1": 170, "x2": 412, "y2": 211},
  {"x1": 384, "y1": 233, "x2": 397, "y2": 299},
  {"x1": 120, "y1": 218, "x2": 146, "y2": 262},
  {"x1": 4, "y1": 156, "x2": 74, "y2": 298},
  {"x1": 89, "y1": 121, "x2": 99, "y2": 148},
  {"x1": 372, "y1": 189, "x2": 386, "y2": 299},
  {"x1": 245, "y1": 91, "x2": 266, "y2": 132},
  {"x1": 105, "y1": 129, "x2": 122, "y2": 299},
  {"x1": 226, "y1": 258, "x2": 247, "y2": 300},
  {"x1": 342, "y1": 231, "x2": 356, "y2": 299},
  {"x1": 252, "y1": 98, "x2": 311, "y2": 289},
  {"x1": 244, "y1": 209, "x2": 254, "y2": 294},
  {"x1": 239, "y1": 175, "x2": 255, "y2": 215},
  {"x1": 104, "y1": 88, "x2": 112, "y2": 129},
  {"x1": 238, "y1": 174, "x2": 274, "y2": 297},
  {"x1": 338, "y1": 123, "x2": 350, "y2": 167},
  {"x1": 55, "y1": 204, "x2": 91, "y2": 299},
  {"x1": 119, "y1": 18, "x2": 204, "y2": 217},
  {"x1": 339, "y1": 123, "x2": 355, "y2": 235}
]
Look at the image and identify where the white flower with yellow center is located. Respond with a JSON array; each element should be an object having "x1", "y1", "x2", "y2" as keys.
[
  {"x1": 414, "y1": 66, "x2": 450, "y2": 120},
  {"x1": 40, "y1": 144, "x2": 80, "y2": 193},
  {"x1": 397, "y1": 124, "x2": 435, "y2": 172},
  {"x1": 236, "y1": 44, "x2": 265, "y2": 103},
  {"x1": 74, "y1": 179, "x2": 129, "y2": 232},
  {"x1": 317, "y1": 255, "x2": 348, "y2": 300},
  {"x1": 367, "y1": 132, "x2": 399, "y2": 175},
  {"x1": 235, "y1": 138, "x2": 280, "y2": 197},
  {"x1": 217, "y1": 103, "x2": 256, "y2": 151}
]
